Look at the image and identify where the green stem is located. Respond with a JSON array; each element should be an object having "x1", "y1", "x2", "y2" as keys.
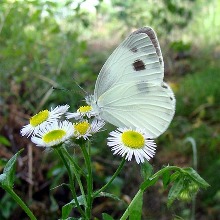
[
  {"x1": 81, "y1": 142, "x2": 93, "y2": 219},
  {"x1": 56, "y1": 147, "x2": 85, "y2": 218},
  {"x1": 120, "y1": 189, "x2": 142, "y2": 220},
  {"x1": 63, "y1": 147, "x2": 86, "y2": 177},
  {"x1": 190, "y1": 139, "x2": 197, "y2": 220},
  {"x1": 62, "y1": 147, "x2": 86, "y2": 206},
  {"x1": 121, "y1": 166, "x2": 183, "y2": 220},
  {"x1": 184, "y1": 137, "x2": 198, "y2": 220},
  {"x1": 151, "y1": 166, "x2": 181, "y2": 180},
  {"x1": 93, "y1": 157, "x2": 126, "y2": 198},
  {"x1": 140, "y1": 166, "x2": 181, "y2": 190},
  {"x1": 5, "y1": 187, "x2": 37, "y2": 220}
]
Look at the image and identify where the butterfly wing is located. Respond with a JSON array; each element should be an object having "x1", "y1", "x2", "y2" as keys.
[
  {"x1": 94, "y1": 27, "x2": 164, "y2": 100},
  {"x1": 93, "y1": 27, "x2": 175, "y2": 137},
  {"x1": 97, "y1": 81, "x2": 175, "y2": 138}
]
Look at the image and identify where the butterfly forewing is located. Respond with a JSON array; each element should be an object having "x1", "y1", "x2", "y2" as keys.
[
  {"x1": 133, "y1": 27, "x2": 164, "y2": 67},
  {"x1": 94, "y1": 27, "x2": 164, "y2": 99}
]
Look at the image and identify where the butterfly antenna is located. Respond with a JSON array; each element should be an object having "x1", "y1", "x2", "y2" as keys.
[
  {"x1": 52, "y1": 77, "x2": 87, "y2": 96},
  {"x1": 73, "y1": 80, "x2": 88, "y2": 96},
  {"x1": 52, "y1": 86, "x2": 84, "y2": 96},
  {"x1": 52, "y1": 87, "x2": 69, "y2": 92}
]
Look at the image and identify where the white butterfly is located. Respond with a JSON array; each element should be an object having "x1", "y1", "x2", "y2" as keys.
[{"x1": 89, "y1": 27, "x2": 175, "y2": 138}]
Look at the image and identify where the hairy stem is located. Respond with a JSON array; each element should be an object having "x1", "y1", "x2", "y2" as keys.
[
  {"x1": 56, "y1": 147, "x2": 85, "y2": 218},
  {"x1": 81, "y1": 142, "x2": 93, "y2": 219},
  {"x1": 93, "y1": 157, "x2": 126, "y2": 198},
  {"x1": 5, "y1": 187, "x2": 37, "y2": 220}
]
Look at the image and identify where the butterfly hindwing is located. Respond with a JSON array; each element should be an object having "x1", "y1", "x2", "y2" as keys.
[{"x1": 97, "y1": 81, "x2": 175, "y2": 138}]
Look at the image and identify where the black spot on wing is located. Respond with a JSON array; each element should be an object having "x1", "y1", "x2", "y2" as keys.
[
  {"x1": 170, "y1": 97, "x2": 173, "y2": 101},
  {"x1": 136, "y1": 81, "x2": 149, "y2": 92},
  {"x1": 130, "y1": 47, "x2": 138, "y2": 53},
  {"x1": 133, "y1": 60, "x2": 145, "y2": 71},
  {"x1": 161, "y1": 83, "x2": 168, "y2": 89}
]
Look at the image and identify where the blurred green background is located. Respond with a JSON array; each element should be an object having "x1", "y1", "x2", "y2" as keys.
[{"x1": 0, "y1": 0, "x2": 220, "y2": 219}]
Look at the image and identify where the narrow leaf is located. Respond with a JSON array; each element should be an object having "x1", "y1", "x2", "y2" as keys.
[
  {"x1": 94, "y1": 192, "x2": 121, "y2": 201},
  {"x1": 62, "y1": 196, "x2": 85, "y2": 219},
  {"x1": 140, "y1": 161, "x2": 153, "y2": 180},
  {"x1": 140, "y1": 176, "x2": 158, "y2": 191},
  {"x1": 0, "y1": 149, "x2": 23, "y2": 188},
  {"x1": 102, "y1": 213, "x2": 115, "y2": 220},
  {"x1": 0, "y1": 136, "x2": 11, "y2": 147},
  {"x1": 62, "y1": 202, "x2": 74, "y2": 220},
  {"x1": 0, "y1": 174, "x2": 6, "y2": 184},
  {"x1": 170, "y1": 171, "x2": 180, "y2": 182},
  {"x1": 63, "y1": 218, "x2": 82, "y2": 220},
  {"x1": 183, "y1": 167, "x2": 209, "y2": 188},
  {"x1": 120, "y1": 190, "x2": 143, "y2": 220},
  {"x1": 128, "y1": 191, "x2": 143, "y2": 220},
  {"x1": 162, "y1": 170, "x2": 171, "y2": 189},
  {"x1": 167, "y1": 176, "x2": 185, "y2": 207}
]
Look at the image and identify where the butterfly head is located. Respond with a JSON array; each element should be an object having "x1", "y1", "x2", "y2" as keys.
[{"x1": 85, "y1": 94, "x2": 101, "y2": 116}]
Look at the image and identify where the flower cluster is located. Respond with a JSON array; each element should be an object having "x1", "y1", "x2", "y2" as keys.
[
  {"x1": 21, "y1": 97, "x2": 157, "y2": 163},
  {"x1": 21, "y1": 103, "x2": 105, "y2": 148}
]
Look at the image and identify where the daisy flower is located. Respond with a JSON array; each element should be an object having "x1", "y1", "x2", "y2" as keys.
[
  {"x1": 73, "y1": 119, "x2": 105, "y2": 140},
  {"x1": 107, "y1": 127, "x2": 157, "y2": 164},
  {"x1": 31, "y1": 120, "x2": 73, "y2": 148},
  {"x1": 21, "y1": 105, "x2": 69, "y2": 137},
  {"x1": 66, "y1": 105, "x2": 97, "y2": 120}
]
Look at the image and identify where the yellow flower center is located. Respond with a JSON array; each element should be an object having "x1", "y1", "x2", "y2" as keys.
[
  {"x1": 30, "y1": 110, "x2": 49, "y2": 127},
  {"x1": 43, "y1": 129, "x2": 66, "y2": 143},
  {"x1": 78, "y1": 105, "x2": 92, "y2": 113},
  {"x1": 74, "y1": 121, "x2": 90, "y2": 135},
  {"x1": 121, "y1": 130, "x2": 145, "y2": 149}
]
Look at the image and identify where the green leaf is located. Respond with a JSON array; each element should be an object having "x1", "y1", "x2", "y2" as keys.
[
  {"x1": 167, "y1": 176, "x2": 185, "y2": 207},
  {"x1": 128, "y1": 191, "x2": 143, "y2": 220},
  {"x1": 140, "y1": 176, "x2": 158, "y2": 191},
  {"x1": 61, "y1": 196, "x2": 85, "y2": 219},
  {"x1": 50, "y1": 195, "x2": 58, "y2": 212},
  {"x1": 62, "y1": 202, "x2": 75, "y2": 219},
  {"x1": 140, "y1": 161, "x2": 153, "y2": 180},
  {"x1": 0, "y1": 174, "x2": 6, "y2": 183},
  {"x1": 0, "y1": 135, "x2": 11, "y2": 147},
  {"x1": 183, "y1": 167, "x2": 210, "y2": 188},
  {"x1": 162, "y1": 170, "x2": 171, "y2": 189},
  {"x1": 0, "y1": 149, "x2": 23, "y2": 188},
  {"x1": 63, "y1": 218, "x2": 82, "y2": 220},
  {"x1": 102, "y1": 213, "x2": 115, "y2": 220},
  {"x1": 170, "y1": 171, "x2": 180, "y2": 182},
  {"x1": 94, "y1": 192, "x2": 121, "y2": 201},
  {"x1": 0, "y1": 192, "x2": 17, "y2": 218}
]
